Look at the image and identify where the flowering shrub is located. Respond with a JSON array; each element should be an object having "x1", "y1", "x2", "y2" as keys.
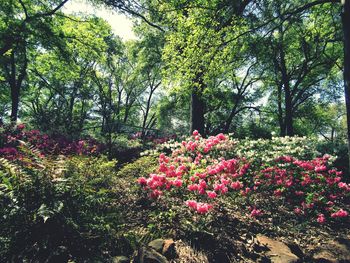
[
  {"x1": 254, "y1": 155, "x2": 350, "y2": 223},
  {"x1": 233, "y1": 136, "x2": 326, "y2": 164},
  {"x1": 141, "y1": 135, "x2": 326, "y2": 163},
  {"x1": 138, "y1": 131, "x2": 350, "y2": 223},
  {"x1": 0, "y1": 124, "x2": 105, "y2": 160},
  {"x1": 138, "y1": 131, "x2": 252, "y2": 214}
]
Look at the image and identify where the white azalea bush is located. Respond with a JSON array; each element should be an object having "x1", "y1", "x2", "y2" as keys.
[{"x1": 142, "y1": 135, "x2": 334, "y2": 165}]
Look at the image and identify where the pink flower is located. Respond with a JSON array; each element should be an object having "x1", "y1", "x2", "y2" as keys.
[
  {"x1": 186, "y1": 200, "x2": 197, "y2": 209},
  {"x1": 207, "y1": 191, "x2": 217, "y2": 199},
  {"x1": 315, "y1": 165, "x2": 327, "y2": 173},
  {"x1": 150, "y1": 190, "x2": 162, "y2": 199},
  {"x1": 250, "y1": 208, "x2": 263, "y2": 217},
  {"x1": 295, "y1": 191, "x2": 304, "y2": 196},
  {"x1": 338, "y1": 182, "x2": 350, "y2": 191},
  {"x1": 331, "y1": 209, "x2": 348, "y2": 218},
  {"x1": 274, "y1": 189, "x2": 283, "y2": 197},
  {"x1": 220, "y1": 186, "x2": 228, "y2": 194},
  {"x1": 231, "y1": 181, "x2": 243, "y2": 190},
  {"x1": 17, "y1": 123, "x2": 25, "y2": 130},
  {"x1": 294, "y1": 207, "x2": 302, "y2": 215},
  {"x1": 329, "y1": 194, "x2": 338, "y2": 200},
  {"x1": 137, "y1": 177, "x2": 147, "y2": 186},
  {"x1": 192, "y1": 130, "x2": 199, "y2": 136},
  {"x1": 173, "y1": 179, "x2": 183, "y2": 187},
  {"x1": 188, "y1": 184, "x2": 199, "y2": 191},
  {"x1": 216, "y1": 133, "x2": 226, "y2": 141},
  {"x1": 317, "y1": 214, "x2": 326, "y2": 224},
  {"x1": 196, "y1": 202, "x2": 212, "y2": 214}
]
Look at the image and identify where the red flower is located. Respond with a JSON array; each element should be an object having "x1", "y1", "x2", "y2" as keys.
[{"x1": 317, "y1": 214, "x2": 326, "y2": 224}]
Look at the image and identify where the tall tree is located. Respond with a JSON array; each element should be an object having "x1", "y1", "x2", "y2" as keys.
[
  {"x1": 256, "y1": 1, "x2": 341, "y2": 136},
  {"x1": 0, "y1": 0, "x2": 69, "y2": 122}
]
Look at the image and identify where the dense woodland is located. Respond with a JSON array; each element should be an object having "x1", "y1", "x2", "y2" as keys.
[
  {"x1": 1, "y1": 0, "x2": 348, "y2": 138},
  {"x1": 1, "y1": 0, "x2": 350, "y2": 262}
]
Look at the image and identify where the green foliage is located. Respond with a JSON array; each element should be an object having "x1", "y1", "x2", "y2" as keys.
[
  {"x1": 117, "y1": 156, "x2": 158, "y2": 179},
  {"x1": 0, "y1": 153, "x2": 122, "y2": 262}
]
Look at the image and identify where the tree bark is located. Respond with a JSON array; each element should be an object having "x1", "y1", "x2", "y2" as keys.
[
  {"x1": 278, "y1": 30, "x2": 294, "y2": 136},
  {"x1": 284, "y1": 87, "x2": 294, "y2": 136},
  {"x1": 9, "y1": 49, "x2": 27, "y2": 122},
  {"x1": 190, "y1": 87, "x2": 205, "y2": 135},
  {"x1": 342, "y1": 0, "x2": 350, "y2": 175},
  {"x1": 9, "y1": 53, "x2": 19, "y2": 122},
  {"x1": 277, "y1": 84, "x2": 286, "y2": 136},
  {"x1": 141, "y1": 88, "x2": 155, "y2": 138}
]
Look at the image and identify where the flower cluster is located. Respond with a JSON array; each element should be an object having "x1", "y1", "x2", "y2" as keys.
[
  {"x1": 139, "y1": 131, "x2": 350, "y2": 223},
  {"x1": 255, "y1": 155, "x2": 350, "y2": 223},
  {"x1": 138, "y1": 131, "x2": 252, "y2": 214},
  {"x1": 0, "y1": 124, "x2": 105, "y2": 160}
]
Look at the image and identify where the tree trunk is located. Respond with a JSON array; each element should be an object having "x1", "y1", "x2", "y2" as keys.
[
  {"x1": 10, "y1": 86, "x2": 20, "y2": 122},
  {"x1": 141, "y1": 88, "x2": 155, "y2": 138},
  {"x1": 279, "y1": 34, "x2": 294, "y2": 136},
  {"x1": 277, "y1": 84, "x2": 286, "y2": 136},
  {"x1": 9, "y1": 52, "x2": 20, "y2": 122},
  {"x1": 190, "y1": 88, "x2": 205, "y2": 135},
  {"x1": 285, "y1": 88, "x2": 294, "y2": 136},
  {"x1": 342, "y1": 0, "x2": 350, "y2": 176}
]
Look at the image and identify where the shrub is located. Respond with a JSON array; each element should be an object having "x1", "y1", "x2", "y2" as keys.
[
  {"x1": 0, "y1": 153, "x2": 121, "y2": 262},
  {"x1": 0, "y1": 123, "x2": 105, "y2": 160},
  {"x1": 138, "y1": 131, "x2": 350, "y2": 224},
  {"x1": 117, "y1": 156, "x2": 158, "y2": 179}
]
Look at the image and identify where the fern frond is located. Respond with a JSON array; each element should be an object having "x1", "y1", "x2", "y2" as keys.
[
  {"x1": 0, "y1": 157, "x2": 20, "y2": 176},
  {"x1": 51, "y1": 155, "x2": 67, "y2": 179}
]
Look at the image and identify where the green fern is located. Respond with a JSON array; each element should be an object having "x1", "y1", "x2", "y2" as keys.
[{"x1": 0, "y1": 157, "x2": 21, "y2": 177}]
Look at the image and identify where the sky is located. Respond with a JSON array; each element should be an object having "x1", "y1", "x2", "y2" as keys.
[{"x1": 62, "y1": 0, "x2": 137, "y2": 41}]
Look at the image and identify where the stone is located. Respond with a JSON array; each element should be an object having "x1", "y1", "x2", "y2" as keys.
[
  {"x1": 312, "y1": 239, "x2": 350, "y2": 263},
  {"x1": 113, "y1": 255, "x2": 129, "y2": 263},
  {"x1": 148, "y1": 239, "x2": 176, "y2": 259},
  {"x1": 162, "y1": 239, "x2": 176, "y2": 259},
  {"x1": 313, "y1": 250, "x2": 337, "y2": 263},
  {"x1": 256, "y1": 235, "x2": 300, "y2": 263},
  {"x1": 133, "y1": 246, "x2": 169, "y2": 263},
  {"x1": 148, "y1": 239, "x2": 165, "y2": 253}
]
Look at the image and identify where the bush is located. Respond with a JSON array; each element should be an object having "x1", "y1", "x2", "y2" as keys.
[
  {"x1": 0, "y1": 123, "x2": 105, "y2": 160},
  {"x1": 117, "y1": 156, "x2": 158, "y2": 179},
  {"x1": 0, "y1": 154, "x2": 121, "y2": 262},
  {"x1": 316, "y1": 139, "x2": 349, "y2": 175},
  {"x1": 138, "y1": 131, "x2": 350, "y2": 224}
]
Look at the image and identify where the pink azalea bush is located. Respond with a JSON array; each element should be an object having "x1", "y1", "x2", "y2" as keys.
[
  {"x1": 0, "y1": 124, "x2": 105, "y2": 160},
  {"x1": 255, "y1": 155, "x2": 349, "y2": 223},
  {"x1": 138, "y1": 131, "x2": 253, "y2": 214},
  {"x1": 138, "y1": 131, "x2": 350, "y2": 224}
]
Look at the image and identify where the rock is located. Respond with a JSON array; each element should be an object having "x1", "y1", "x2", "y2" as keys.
[
  {"x1": 162, "y1": 239, "x2": 176, "y2": 259},
  {"x1": 312, "y1": 239, "x2": 350, "y2": 263},
  {"x1": 313, "y1": 250, "x2": 337, "y2": 263},
  {"x1": 133, "y1": 246, "x2": 169, "y2": 263},
  {"x1": 148, "y1": 239, "x2": 176, "y2": 259},
  {"x1": 148, "y1": 239, "x2": 165, "y2": 253},
  {"x1": 256, "y1": 235, "x2": 300, "y2": 263},
  {"x1": 113, "y1": 255, "x2": 129, "y2": 263}
]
